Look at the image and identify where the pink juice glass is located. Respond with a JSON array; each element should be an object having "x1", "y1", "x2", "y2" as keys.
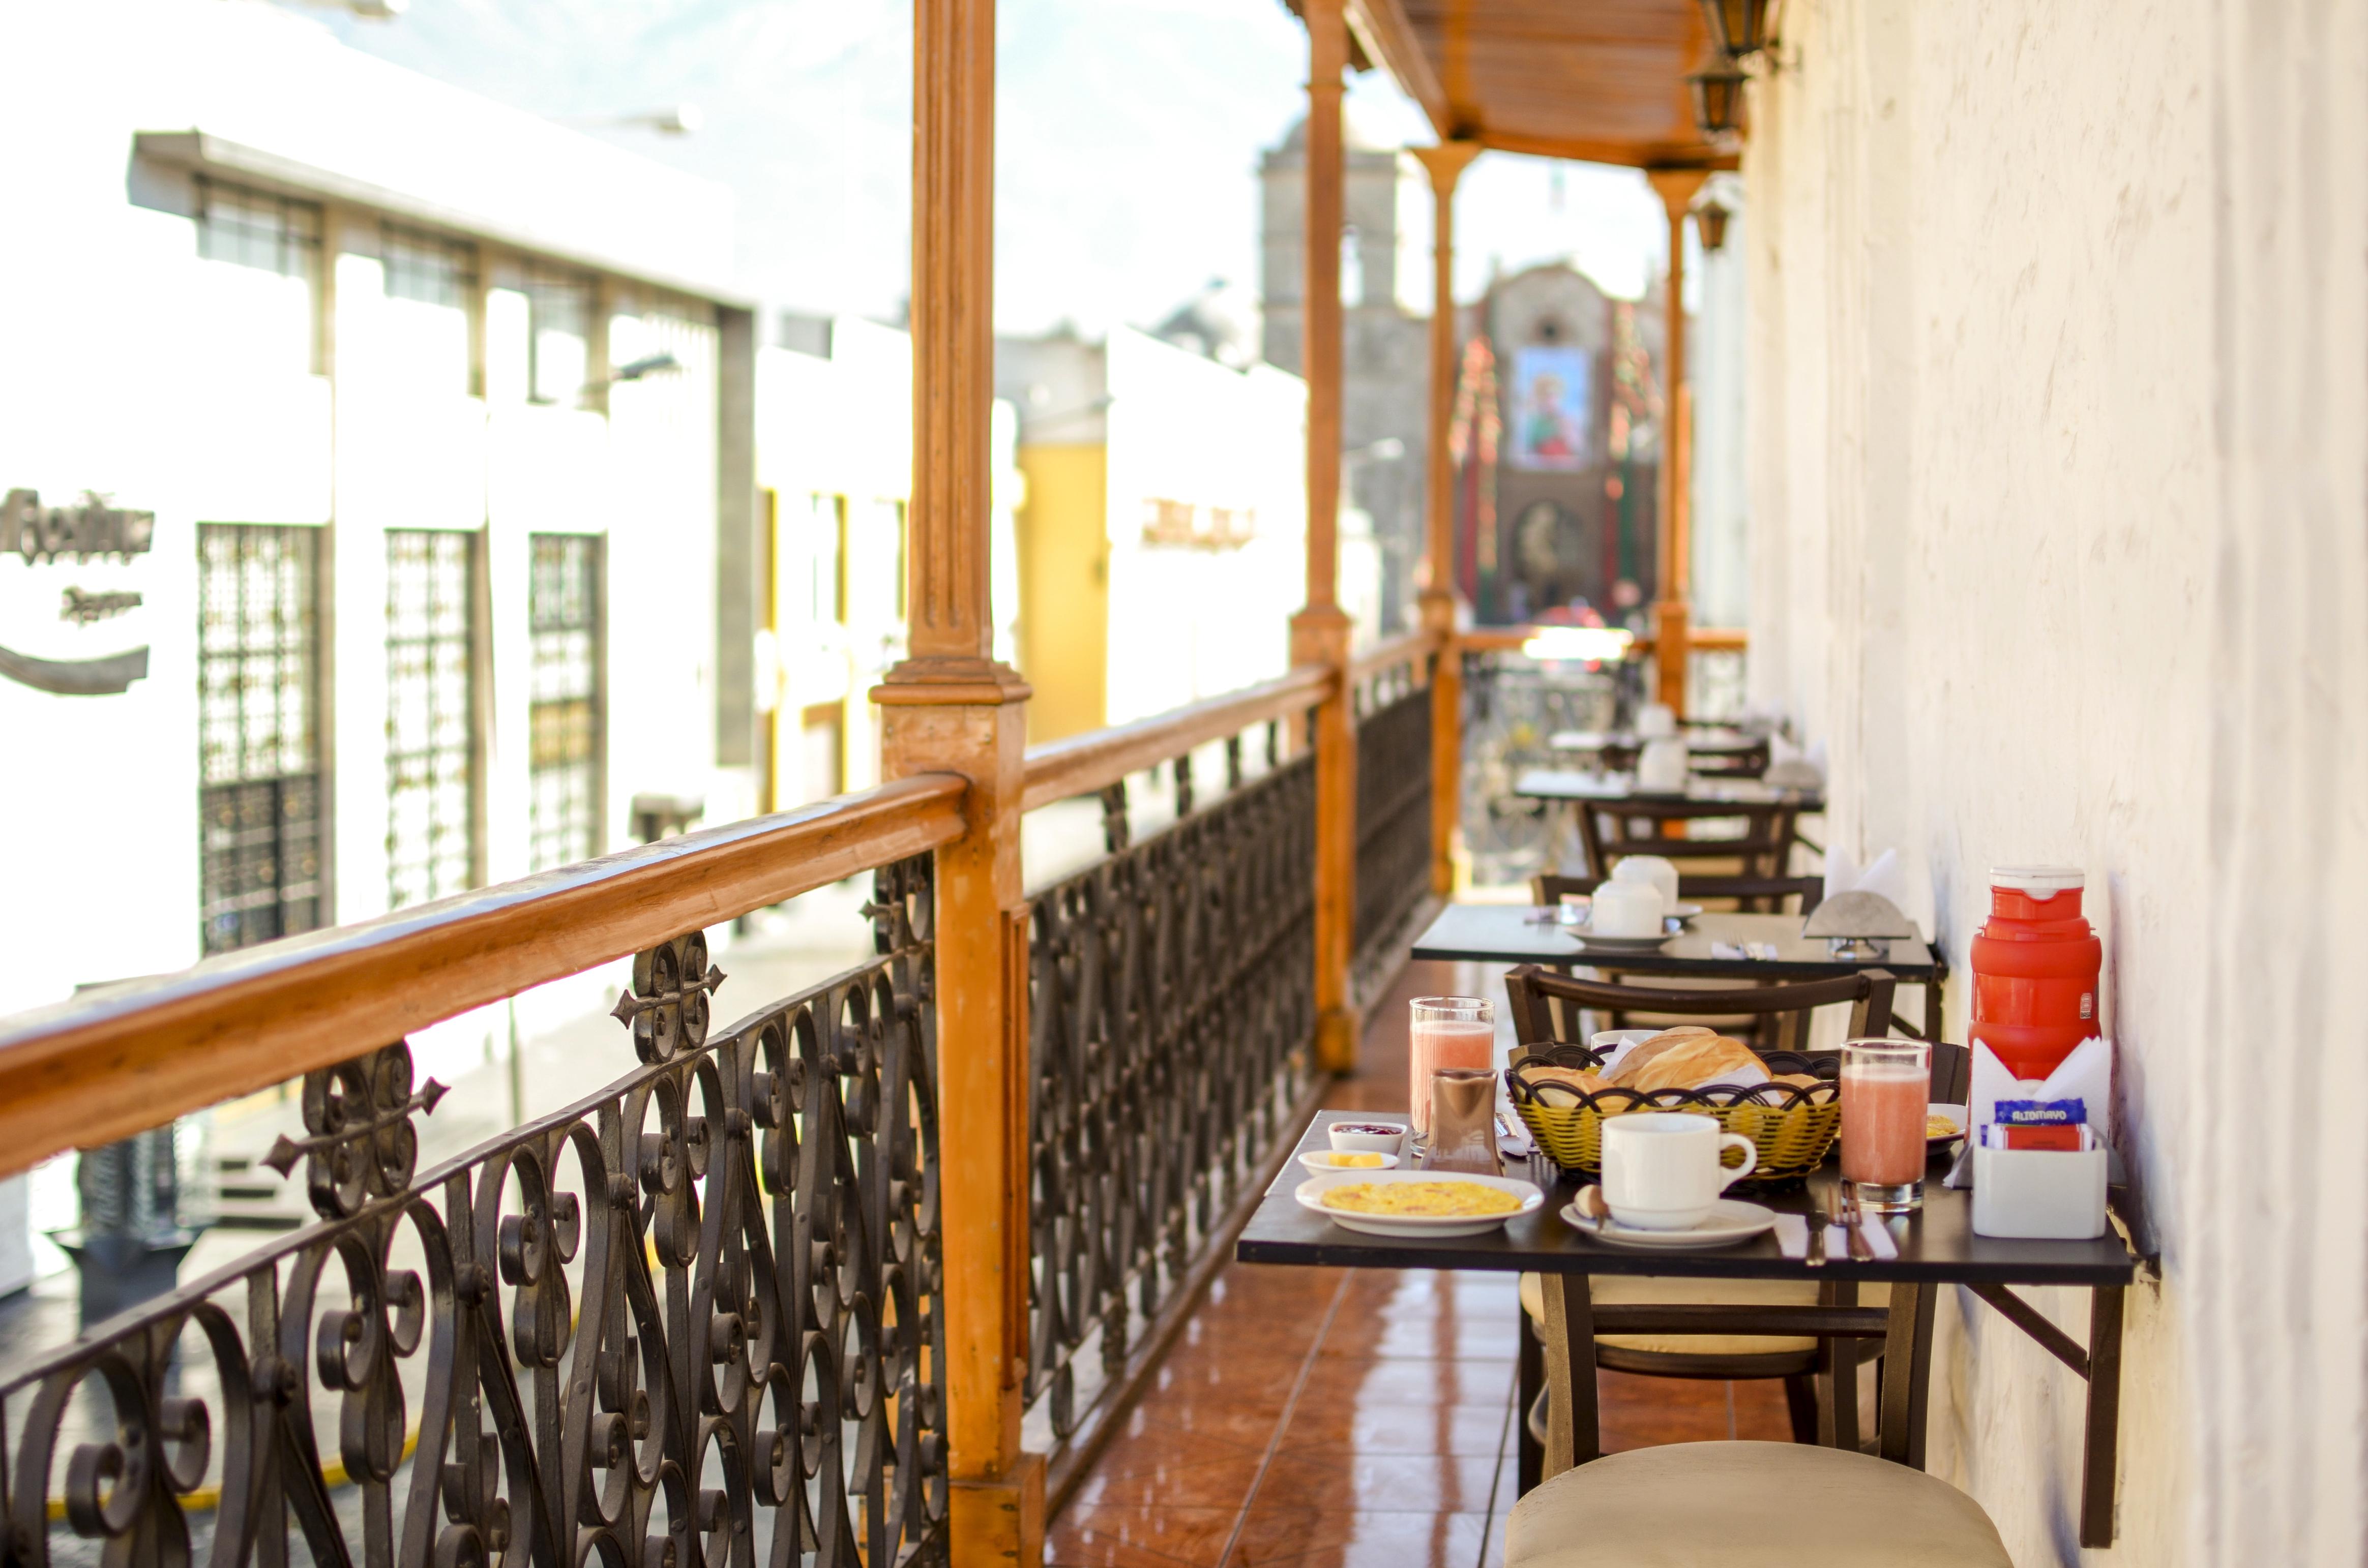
[
  {"x1": 1840, "y1": 1039, "x2": 1931, "y2": 1213},
  {"x1": 1409, "y1": 997, "x2": 1495, "y2": 1142}
]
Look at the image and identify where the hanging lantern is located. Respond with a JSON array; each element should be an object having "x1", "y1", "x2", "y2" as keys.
[
  {"x1": 1689, "y1": 62, "x2": 1748, "y2": 138},
  {"x1": 1702, "y1": 0, "x2": 1773, "y2": 57},
  {"x1": 1694, "y1": 199, "x2": 1731, "y2": 252}
]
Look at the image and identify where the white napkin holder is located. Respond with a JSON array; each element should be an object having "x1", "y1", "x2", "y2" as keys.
[{"x1": 1972, "y1": 1127, "x2": 2108, "y2": 1239}]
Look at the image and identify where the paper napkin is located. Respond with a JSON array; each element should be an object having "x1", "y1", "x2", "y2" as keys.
[
  {"x1": 1822, "y1": 846, "x2": 1911, "y2": 912},
  {"x1": 1774, "y1": 1214, "x2": 1810, "y2": 1259},
  {"x1": 1948, "y1": 1036, "x2": 2113, "y2": 1188}
]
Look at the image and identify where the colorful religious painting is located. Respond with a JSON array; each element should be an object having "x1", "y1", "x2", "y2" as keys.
[{"x1": 1508, "y1": 346, "x2": 1592, "y2": 471}]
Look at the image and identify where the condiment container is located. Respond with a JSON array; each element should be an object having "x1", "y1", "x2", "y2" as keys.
[
  {"x1": 1971, "y1": 1130, "x2": 2107, "y2": 1239},
  {"x1": 1588, "y1": 879, "x2": 1663, "y2": 938},
  {"x1": 1611, "y1": 855, "x2": 1679, "y2": 914},
  {"x1": 1970, "y1": 866, "x2": 2103, "y2": 1081},
  {"x1": 1636, "y1": 737, "x2": 1690, "y2": 791}
]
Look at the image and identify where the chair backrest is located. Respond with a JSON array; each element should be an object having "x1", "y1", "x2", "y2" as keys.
[
  {"x1": 1504, "y1": 963, "x2": 1897, "y2": 1058},
  {"x1": 1531, "y1": 872, "x2": 1825, "y2": 916},
  {"x1": 1502, "y1": 964, "x2": 1968, "y2": 1097},
  {"x1": 1688, "y1": 737, "x2": 1772, "y2": 779},
  {"x1": 1573, "y1": 797, "x2": 1801, "y2": 882}
]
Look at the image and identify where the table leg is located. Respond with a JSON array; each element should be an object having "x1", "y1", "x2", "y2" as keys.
[
  {"x1": 1535, "y1": 1274, "x2": 1598, "y2": 1479},
  {"x1": 1816, "y1": 1279, "x2": 1859, "y2": 1452},
  {"x1": 2080, "y1": 1286, "x2": 2126, "y2": 1548}
]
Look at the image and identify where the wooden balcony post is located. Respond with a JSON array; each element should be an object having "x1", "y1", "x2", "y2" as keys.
[
  {"x1": 1412, "y1": 141, "x2": 1480, "y2": 897},
  {"x1": 1292, "y1": 0, "x2": 1357, "y2": 1074},
  {"x1": 876, "y1": 0, "x2": 1044, "y2": 1559},
  {"x1": 1646, "y1": 168, "x2": 1707, "y2": 717}
]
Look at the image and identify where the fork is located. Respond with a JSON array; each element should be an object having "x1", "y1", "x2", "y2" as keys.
[{"x1": 1838, "y1": 1185, "x2": 1874, "y2": 1262}]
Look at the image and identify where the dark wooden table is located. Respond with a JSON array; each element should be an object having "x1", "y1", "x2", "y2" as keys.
[
  {"x1": 1410, "y1": 904, "x2": 1947, "y2": 1038},
  {"x1": 1240, "y1": 1112, "x2": 2137, "y2": 1546},
  {"x1": 1515, "y1": 768, "x2": 1826, "y2": 813}
]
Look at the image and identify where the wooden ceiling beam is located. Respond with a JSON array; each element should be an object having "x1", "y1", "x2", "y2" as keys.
[{"x1": 1347, "y1": 0, "x2": 1456, "y2": 136}]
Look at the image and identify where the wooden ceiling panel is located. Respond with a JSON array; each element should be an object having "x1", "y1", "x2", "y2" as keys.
[{"x1": 1357, "y1": 0, "x2": 1729, "y2": 169}]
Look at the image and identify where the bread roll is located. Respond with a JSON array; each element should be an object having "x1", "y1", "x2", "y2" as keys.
[
  {"x1": 1605, "y1": 1026, "x2": 1716, "y2": 1088},
  {"x1": 1626, "y1": 1035, "x2": 1764, "y2": 1095},
  {"x1": 1521, "y1": 1065, "x2": 1607, "y2": 1099}
]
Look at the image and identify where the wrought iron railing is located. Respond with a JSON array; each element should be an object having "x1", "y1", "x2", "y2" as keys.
[
  {"x1": 1351, "y1": 642, "x2": 1437, "y2": 999},
  {"x1": 0, "y1": 857, "x2": 948, "y2": 1568},
  {"x1": 1021, "y1": 723, "x2": 1317, "y2": 1450}
]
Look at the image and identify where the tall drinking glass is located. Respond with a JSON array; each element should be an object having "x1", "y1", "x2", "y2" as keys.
[
  {"x1": 1840, "y1": 1039, "x2": 1930, "y2": 1213},
  {"x1": 1409, "y1": 997, "x2": 1495, "y2": 1142}
]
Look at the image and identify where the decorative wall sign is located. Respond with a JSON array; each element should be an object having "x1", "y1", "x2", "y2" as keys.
[
  {"x1": 4, "y1": 489, "x2": 156, "y2": 563},
  {"x1": 61, "y1": 587, "x2": 142, "y2": 624},
  {"x1": 0, "y1": 643, "x2": 149, "y2": 695}
]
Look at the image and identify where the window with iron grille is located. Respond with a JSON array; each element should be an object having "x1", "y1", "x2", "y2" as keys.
[
  {"x1": 527, "y1": 533, "x2": 604, "y2": 871},
  {"x1": 198, "y1": 525, "x2": 324, "y2": 954},
  {"x1": 196, "y1": 178, "x2": 321, "y2": 281},
  {"x1": 382, "y1": 223, "x2": 476, "y2": 309},
  {"x1": 386, "y1": 530, "x2": 478, "y2": 907},
  {"x1": 523, "y1": 267, "x2": 593, "y2": 405}
]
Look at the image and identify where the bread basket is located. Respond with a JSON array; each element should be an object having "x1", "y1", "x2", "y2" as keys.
[{"x1": 1505, "y1": 1043, "x2": 1842, "y2": 1185}]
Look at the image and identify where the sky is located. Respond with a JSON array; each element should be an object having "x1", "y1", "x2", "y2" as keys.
[{"x1": 299, "y1": 0, "x2": 1668, "y2": 336}]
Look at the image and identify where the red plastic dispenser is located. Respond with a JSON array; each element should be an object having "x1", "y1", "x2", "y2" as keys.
[{"x1": 1969, "y1": 866, "x2": 2103, "y2": 1081}]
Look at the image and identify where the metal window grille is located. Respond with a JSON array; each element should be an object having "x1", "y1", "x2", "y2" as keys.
[
  {"x1": 527, "y1": 533, "x2": 604, "y2": 871},
  {"x1": 386, "y1": 530, "x2": 478, "y2": 907},
  {"x1": 382, "y1": 223, "x2": 476, "y2": 309},
  {"x1": 198, "y1": 525, "x2": 324, "y2": 954},
  {"x1": 195, "y1": 178, "x2": 321, "y2": 281},
  {"x1": 524, "y1": 268, "x2": 593, "y2": 405}
]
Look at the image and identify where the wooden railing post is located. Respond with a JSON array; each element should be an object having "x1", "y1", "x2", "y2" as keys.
[
  {"x1": 1646, "y1": 168, "x2": 1707, "y2": 717},
  {"x1": 1412, "y1": 141, "x2": 1480, "y2": 897},
  {"x1": 1294, "y1": 0, "x2": 1357, "y2": 1075},
  {"x1": 878, "y1": 0, "x2": 1044, "y2": 1560}
]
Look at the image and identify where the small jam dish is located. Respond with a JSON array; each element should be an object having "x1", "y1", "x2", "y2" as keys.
[
  {"x1": 1300, "y1": 1149, "x2": 1401, "y2": 1175},
  {"x1": 1327, "y1": 1119, "x2": 1409, "y2": 1156}
]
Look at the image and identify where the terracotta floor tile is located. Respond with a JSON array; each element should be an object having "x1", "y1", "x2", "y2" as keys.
[
  {"x1": 1070, "y1": 1451, "x2": 1268, "y2": 1512},
  {"x1": 1170, "y1": 1309, "x2": 1331, "y2": 1365},
  {"x1": 1088, "y1": 1427, "x2": 1272, "y2": 1481},
  {"x1": 1259, "y1": 1452, "x2": 1506, "y2": 1515},
  {"x1": 1204, "y1": 1265, "x2": 1349, "y2": 1313},
  {"x1": 1297, "y1": 1356, "x2": 1515, "y2": 1409},
  {"x1": 1230, "y1": 1508, "x2": 1495, "y2": 1568},
  {"x1": 1049, "y1": 1505, "x2": 1239, "y2": 1568},
  {"x1": 1730, "y1": 1376, "x2": 1796, "y2": 1440},
  {"x1": 1275, "y1": 1398, "x2": 1514, "y2": 1457},
  {"x1": 1326, "y1": 1316, "x2": 1522, "y2": 1362}
]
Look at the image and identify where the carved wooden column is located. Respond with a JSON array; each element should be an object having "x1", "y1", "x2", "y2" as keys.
[
  {"x1": 876, "y1": 0, "x2": 1042, "y2": 1559},
  {"x1": 1291, "y1": 0, "x2": 1357, "y2": 1074},
  {"x1": 1646, "y1": 168, "x2": 1707, "y2": 717},
  {"x1": 1412, "y1": 142, "x2": 1480, "y2": 897}
]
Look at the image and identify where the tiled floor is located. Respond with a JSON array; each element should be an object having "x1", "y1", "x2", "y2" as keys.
[{"x1": 1048, "y1": 960, "x2": 1792, "y2": 1568}]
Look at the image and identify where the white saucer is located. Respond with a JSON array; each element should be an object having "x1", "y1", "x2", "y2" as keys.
[
  {"x1": 1297, "y1": 1170, "x2": 1545, "y2": 1239},
  {"x1": 1563, "y1": 1197, "x2": 1779, "y2": 1249},
  {"x1": 1572, "y1": 929, "x2": 1674, "y2": 953},
  {"x1": 1300, "y1": 1150, "x2": 1402, "y2": 1175}
]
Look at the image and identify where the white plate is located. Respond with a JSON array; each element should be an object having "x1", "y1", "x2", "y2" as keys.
[
  {"x1": 1562, "y1": 1196, "x2": 1779, "y2": 1250},
  {"x1": 1296, "y1": 1170, "x2": 1545, "y2": 1239},
  {"x1": 1929, "y1": 1102, "x2": 1970, "y2": 1146},
  {"x1": 1300, "y1": 1150, "x2": 1402, "y2": 1175},
  {"x1": 1668, "y1": 903, "x2": 1704, "y2": 921},
  {"x1": 1572, "y1": 930, "x2": 1673, "y2": 954}
]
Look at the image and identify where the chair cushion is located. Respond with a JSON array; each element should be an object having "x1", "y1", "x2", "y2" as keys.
[
  {"x1": 1504, "y1": 1442, "x2": 2011, "y2": 1568},
  {"x1": 1519, "y1": 1272, "x2": 1891, "y2": 1357}
]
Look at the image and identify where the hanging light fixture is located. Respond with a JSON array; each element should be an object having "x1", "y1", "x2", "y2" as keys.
[
  {"x1": 1689, "y1": 61, "x2": 1749, "y2": 139},
  {"x1": 1694, "y1": 199, "x2": 1731, "y2": 252},
  {"x1": 1700, "y1": 0, "x2": 1773, "y2": 58}
]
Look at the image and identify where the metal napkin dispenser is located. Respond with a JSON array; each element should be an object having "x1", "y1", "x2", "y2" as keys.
[{"x1": 1802, "y1": 890, "x2": 1917, "y2": 959}]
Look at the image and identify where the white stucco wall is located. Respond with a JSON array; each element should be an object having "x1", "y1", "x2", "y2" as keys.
[{"x1": 1744, "y1": 2, "x2": 2368, "y2": 1561}]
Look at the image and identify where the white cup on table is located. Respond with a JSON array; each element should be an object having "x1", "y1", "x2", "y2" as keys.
[
  {"x1": 1588, "y1": 879, "x2": 1663, "y2": 938},
  {"x1": 1600, "y1": 1113, "x2": 1759, "y2": 1230}
]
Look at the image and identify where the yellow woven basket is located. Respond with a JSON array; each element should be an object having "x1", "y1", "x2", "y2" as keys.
[{"x1": 1505, "y1": 1045, "x2": 1842, "y2": 1185}]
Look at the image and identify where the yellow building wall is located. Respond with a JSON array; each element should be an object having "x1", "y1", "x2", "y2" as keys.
[{"x1": 1014, "y1": 442, "x2": 1109, "y2": 744}]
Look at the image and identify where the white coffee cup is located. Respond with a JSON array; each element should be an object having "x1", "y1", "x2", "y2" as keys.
[
  {"x1": 1599, "y1": 1113, "x2": 1759, "y2": 1230},
  {"x1": 1612, "y1": 854, "x2": 1680, "y2": 914},
  {"x1": 1588, "y1": 879, "x2": 1663, "y2": 938}
]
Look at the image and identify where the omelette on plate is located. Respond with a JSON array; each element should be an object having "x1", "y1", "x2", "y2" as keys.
[{"x1": 1320, "y1": 1181, "x2": 1521, "y2": 1217}]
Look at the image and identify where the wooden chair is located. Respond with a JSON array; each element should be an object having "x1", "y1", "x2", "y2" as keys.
[
  {"x1": 1685, "y1": 735, "x2": 1772, "y2": 779},
  {"x1": 1502, "y1": 966, "x2": 1972, "y2": 1491},
  {"x1": 1572, "y1": 795, "x2": 1802, "y2": 883},
  {"x1": 1531, "y1": 871, "x2": 1825, "y2": 917}
]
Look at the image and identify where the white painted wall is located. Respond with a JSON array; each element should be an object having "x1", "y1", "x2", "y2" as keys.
[
  {"x1": 1744, "y1": 2, "x2": 2368, "y2": 1561},
  {"x1": 1101, "y1": 327, "x2": 1314, "y2": 723}
]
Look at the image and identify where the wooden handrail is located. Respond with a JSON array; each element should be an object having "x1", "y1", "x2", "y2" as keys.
[
  {"x1": 0, "y1": 774, "x2": 969, "y2": 1177},
  {"x1": 1020, "y1": 664, "x2": 1333, "y2": 813},
  {"x1": 1347, "y1": 626, "x2": 1441, "y2": 686}
]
